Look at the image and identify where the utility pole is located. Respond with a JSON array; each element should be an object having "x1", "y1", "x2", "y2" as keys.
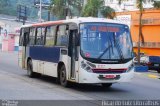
[
  {"x1": 48, "y1": 10, "x2": 50, "y2": 21},
  {"x1": 39, "y1": 0, "x2": 42, "y2": 22},
  {"x1": 17, "y1": 5, "x2": 27, "y2": 25},
  {"x1": 34, "y1": 0, "x2": 51, "y2": 21}
]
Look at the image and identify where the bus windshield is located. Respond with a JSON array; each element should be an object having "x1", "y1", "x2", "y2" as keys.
[{"x1": 80, "y1": 23, "x2": 133, "y2": 61}]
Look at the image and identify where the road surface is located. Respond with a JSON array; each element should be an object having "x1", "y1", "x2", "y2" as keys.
[{"x1": 0, "y1": 52, "x2": 160, "y2": 106}]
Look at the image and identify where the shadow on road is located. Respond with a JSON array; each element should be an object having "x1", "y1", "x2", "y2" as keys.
[{"x1": 23, "y1": 74, "x2": 129, "y2": 93}]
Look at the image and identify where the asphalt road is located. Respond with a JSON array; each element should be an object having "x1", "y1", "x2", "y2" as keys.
[{"x1": 0, "y1": 52, "x2": 160, "y2": 106}]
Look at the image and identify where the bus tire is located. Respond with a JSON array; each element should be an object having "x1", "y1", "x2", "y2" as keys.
[
  {"x1": 101, "y1": 83, "x2": 112, "y2": 88},
  {"x1": 27, "y1": 60, "x2": 36, "y2": 78},
  {"x1": 59, "y1": 65, "x2": 68, "y2": 87}
]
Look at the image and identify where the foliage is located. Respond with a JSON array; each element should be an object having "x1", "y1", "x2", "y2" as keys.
[
  {"x1": 81, "y1": 0, "x2": 115, "y2": 19},
  {"x1": 136, "y1": 0, "x2": 144, "y2": 11},
  {"x1": 0, "y1": 0, "x2": 51, "y2": 21},
  {"x1": 81, "y1": 0, "x2": 104, "y2": 17},
  {"x1": 101, "y1": 6, "x2": 115, "y2": 19},
  {"x1": 0, "y1": 0, "x2": 10, "y2": 7},
  {"x1": 153, "y1": 1, "x2": 160, "y2": 9},
  {"x1": 51, "y1": 0, "x2": 83, "y2": 20},
  {"x1": 0, "y1": 0, "x2": 16, "y2": 15},
  {"x1": 51, "y1": 0, "x2": 66, "y2": 19}
]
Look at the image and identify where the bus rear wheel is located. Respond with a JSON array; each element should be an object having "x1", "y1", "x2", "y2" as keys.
[
  {"x1": 101, "y1": 83, "x2": 112, "y2": 88},
  {"x1": 59, "y1": 65, "x2": 69, "y2": 87}
]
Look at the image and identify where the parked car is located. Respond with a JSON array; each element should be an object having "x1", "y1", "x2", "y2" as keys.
[
  {"x1": 133, "y1": 53, "x2": 149, "y2": 65},
  {"x1": 133, "y1": 53, "x2": 160, "y2": 73}
]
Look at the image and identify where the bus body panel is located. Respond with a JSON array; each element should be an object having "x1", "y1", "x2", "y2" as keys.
[
  {"x1": 32, "y1": 60, "x2": 39, "y2": 73},
  {"x1": 18, "y1": 46, "x2": 23, "y2": 68},
  {"x1": 43, "y1": 61, "x2": 58, "y2": 77},
  {"x1": 29, "y1": 46, "x2": 60, "y2": 63},
  {"x1": 78, "y1": 68, "x2": 134, "y2": 83}
]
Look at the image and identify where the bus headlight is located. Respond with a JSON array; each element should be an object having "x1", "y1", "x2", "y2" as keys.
[{"x1": 81, "y1": 61, "x2": 93, "y2": 72}]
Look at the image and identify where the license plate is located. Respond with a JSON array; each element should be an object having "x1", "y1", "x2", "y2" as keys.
[
  {"x1": 154, "y1": 64, "x2": 159, "y2": 67},
  {"x1": 105, "y1": 75, "x2": 116, "y2": 79}
]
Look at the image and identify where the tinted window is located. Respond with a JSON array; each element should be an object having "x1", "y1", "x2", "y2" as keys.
[
  {"x1": 19, "y1": 28, "x2": 30, "y2": 46},
  {"x1": 45, "y1": 26, "x2": 56, "y2": 47},
  {"x1": 36, "y1": 27, "x2": 46, "y2": 45},
  {"x1": 56, "y1": 25, "x2": 68, "y2": 46},
  {"x1": 29, "y1": 27, "x2": 36, "y2": 45}
]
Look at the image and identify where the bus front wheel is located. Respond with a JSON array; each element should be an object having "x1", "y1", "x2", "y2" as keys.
[{"x1": 59, "y1": 65, "x2": 69, "y2": 87}]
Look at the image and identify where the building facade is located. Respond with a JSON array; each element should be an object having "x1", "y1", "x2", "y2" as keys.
[
  {"x1": 0, "y1": 15, "x2": 22, "y2": 51},
  {"x1": 116, "y1": 9, "x2": 160, "y2": 56},
  {"x1": 105, "y1": 0, "x2": 154, "y2": 12}
]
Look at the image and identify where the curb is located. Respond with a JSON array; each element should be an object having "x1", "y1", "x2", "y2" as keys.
[{"x1": 135, "y1": 72, "x2": 160, "y2": 80}]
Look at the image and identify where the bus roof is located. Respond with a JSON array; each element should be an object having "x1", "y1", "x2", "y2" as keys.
[{"x1": 21, "y1": 17, "x2": 127, "y2": 28}]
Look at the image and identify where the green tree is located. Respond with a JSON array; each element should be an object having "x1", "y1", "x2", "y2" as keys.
[
  {"x1": 81, "y1": 0, "x2": 104, "y2": 17},
  {"x1": 67, "y1": 0, "x2": 83, "y2": 17},
  {"x1": 51, "y1": 0, "x2": 65, "y2": 19},
  {"x1": 81, "y1": 0, "x2": 115, "y2": 19},
  {"x1": 51, "y1": 0, "x2": 83, "y2": 20},
  {"x1": 0, "y1": 0, "x2": 10, "y2": 14},
  {"x1": 101, "y1": 6, "x2": 115, "y2": 19},
  {"x1": 153, "y1": 0, "x2": 160, "y2": 9},
  {"x1": 0, "y1": 0, "x2": 10, "y2": 7}
]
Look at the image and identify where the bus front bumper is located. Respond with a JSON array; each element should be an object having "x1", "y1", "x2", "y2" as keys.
[{"x1": 78, "y1": 68, "x2": 134, "y2": 84}]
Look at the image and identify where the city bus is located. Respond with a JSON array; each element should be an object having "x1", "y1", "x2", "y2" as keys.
[{"x1": 18, "y1": 17, "x2": 134, "y2": 88}]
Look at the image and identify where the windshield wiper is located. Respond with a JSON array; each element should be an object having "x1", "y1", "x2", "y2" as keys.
[
  {"x1": 97, "y1": 35, "x2": 114, "y2": 59},
  {"x1": 97, "y1": 45, "x2": 112, "y2": 59}
]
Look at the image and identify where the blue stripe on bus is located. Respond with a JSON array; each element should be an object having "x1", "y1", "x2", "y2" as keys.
[{"x1": 29, "y1": 46, "x2": 61, "y2": 63}]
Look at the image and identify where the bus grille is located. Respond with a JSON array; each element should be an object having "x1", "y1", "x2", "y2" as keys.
[{"x1": 92, "y1": 68, "x2": 127, "y2": 73}]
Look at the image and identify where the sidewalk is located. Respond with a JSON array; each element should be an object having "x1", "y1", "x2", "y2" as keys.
[{"x1": 135, "y1": 70, "x2": 160, "y2": 80}]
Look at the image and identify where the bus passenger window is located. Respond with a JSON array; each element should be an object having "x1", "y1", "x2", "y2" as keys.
[
  {"x1": 29, "y1": 27, "x2": 36, "y2": 45},
  {"x1": 36, "y1": 27, "x2": 45, "y2": 45},
  {"x1": 56, "y1": 25, "x2": 68, "y2": 46},
  {"x1": 45, "y1": 26, "x2": 56, "y2": 47}
]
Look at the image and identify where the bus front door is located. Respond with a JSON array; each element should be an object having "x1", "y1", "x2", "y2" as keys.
[
  {"x1": 69, "y1": 29, "x2": 77, "y2": 79},
  {"x1": 19, "y1": 28, "x2": 29, "y2": 69}
]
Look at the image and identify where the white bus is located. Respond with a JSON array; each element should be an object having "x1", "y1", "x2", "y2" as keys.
[{"x1": 18, "y1": 17, "x2": 134, "y2": 87}]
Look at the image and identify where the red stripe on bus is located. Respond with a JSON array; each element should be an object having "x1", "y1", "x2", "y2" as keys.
[
  {"x1": 92, "y1": 68, "x2": 128, "y2": 71},
  {"x1": 32, "y1": 21, "x2": 64, "y2": 27}
]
